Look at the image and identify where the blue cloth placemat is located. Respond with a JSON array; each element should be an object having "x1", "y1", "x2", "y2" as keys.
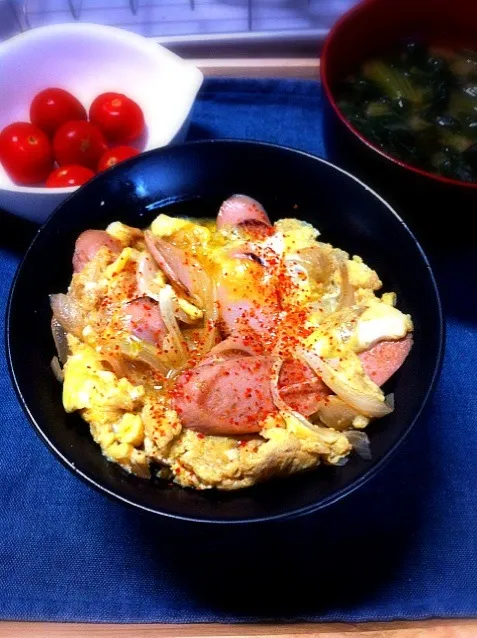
[{"x1": 1, "y1": 79, "x2": 476, "y2": 623}]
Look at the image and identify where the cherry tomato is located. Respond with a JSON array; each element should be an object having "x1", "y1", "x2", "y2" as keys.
[
  {"x1": 53, "y1": 120, "x2": 107, "y2": 169},
  {"x1": 0, "y1": 122, "x2": 53, "y2": 185},
  {"x1": 46, "y1": 165, "x2": 95, "y2": 188},
  {"x1": 98, "y1": 145, "x2": 139, "y2": 171},
  {"x1": 30, "y1": 88, "x2": 86, "y2": 137},
  {"x1": 89, "y1": 92, "x2": 145, "y2": 143}
]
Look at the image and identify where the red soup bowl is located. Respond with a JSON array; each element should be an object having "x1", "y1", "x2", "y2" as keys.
[{"x1": 321, "y1": 0, "x2": 477, "y2": 249}]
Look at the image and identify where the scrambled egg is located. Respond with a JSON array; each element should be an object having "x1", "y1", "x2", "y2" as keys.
[
  {"x1": 63, "y1": 335, "x2": 149, "y2": 477},
  {"x1": 56, "y1": 213, "x2": 413, "y2": 490}
]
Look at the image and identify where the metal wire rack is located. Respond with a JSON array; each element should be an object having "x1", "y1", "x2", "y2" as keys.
[{"x1": 2, "y1": 0, "x2": 356, "y2": 54}]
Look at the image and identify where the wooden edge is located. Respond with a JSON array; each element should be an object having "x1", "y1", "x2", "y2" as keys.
[
  {"x1": 1, "y1": 620, "x2": 477, "y2": 637},
  {"x1": 1, "y1": 56, "x2": 473, "y2": 638},
  {"x1": 193, "y1": 58, "x2": 320, "y2": 79}
]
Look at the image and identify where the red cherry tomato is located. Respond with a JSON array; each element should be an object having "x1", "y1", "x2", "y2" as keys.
[
  {"x1": 98, "y1": 146, "x2": 139, "y2": 171},
  {"x1": 89, "y1": 92, "x2": 145, "y2": 144},
  {"x1": 30, "y1": 88, "x2": 86, "y2": 137},
  {"x1": 53, "y1": 120, "x2": 107, "y2": 169},
  {"x1": 46, "y1": 165, "x2": 95, "y2": 188},
  {"x1": 0, "y1": 122, "x2": 53, "y2": 185}
]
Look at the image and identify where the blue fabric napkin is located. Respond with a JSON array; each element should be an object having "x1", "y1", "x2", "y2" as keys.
[{"x1": 1, "y1": 79, "x2": 476, "y2": 623}]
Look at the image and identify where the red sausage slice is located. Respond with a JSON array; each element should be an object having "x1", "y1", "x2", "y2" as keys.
[
  {"x1": 217, "y1": 194, "x2": 271, "y2": 230},
  {"x1": 144, "y1": 231, "x2": 206, "y2": 304},
  {"x1": 359, "y1": 335, "x2": 413, "y2": 386},
  {"x1": 73, "y1": 230, "x2": 122, "y2": 272},
  {"x1": 172, "y1": 336, "x2": 413, "y2": 436},
  {"x1": 217, "y1": 290, "x2": 279, "y2": 337},
  {"x1": 119, "y1": 297, "x2": 167, "y2": 345},
  {"x1": 278, "y1": 358, "x2": 330, "y2": 416},
  {"x1": 172, "y1": 356, "x2": 277, "y2": 435}
]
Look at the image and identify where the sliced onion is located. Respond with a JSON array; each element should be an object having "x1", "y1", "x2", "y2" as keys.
[
  {"x1": 145, "y1": 231, "x2": 208, "y2": 307},
  {"x1": 344, "y1": 430, "x2": 372, "y2": 460},
  {"x1": 207, "y1": 333, "x2": 257, "y2": 359},
  {"x1": 158, "y1": 286, "x2": 188, "y2": 364},
  {"x1": 334, "y1": 457, "x2": 349, "y2": 467},
  {"x1": 137, "y1": 252, "x2": 161, "y2": 298},
  {"x1": 137, "y1": 253, "x2": 202, "y2": 326},
  {"x1": 50, "y1": 293, "x2": 84, "y2": 338},
  {"x1": 100, "y1": 352, "x2": 131, "y2": 379},
  {"x1": 51, "y1": 356, "x2": 64, "y2": 383},
  {"x1": 173, "y1": 303, "x2": 202, "y2": 325},
  {"x1": 270, "y1": 359, "x2": 329, "y2": 435},
  {"x1": 270, "y1": 360, "x2": 352, "y2": 461},
  {"x1": 145, "y1": 231, "x2": 219, "y2": 355},
  {"x1": 336, "y1": 260, "x2": 354, "y2": 310},
  {"x1": 314, "y1": 396, "x2": 362, "y2": 430},
  {"x1": 190, "y1": 261, "x2": 214, "y2": 309},
  {"x1": 298, "y1": 349, "x2": 393, "y2": 419},
  {"x1": 291, "y1": 245, "x2": 334, "y2": 283},
  {"x1": 51, "y1": 317, "x2": 69, "y2": 364},
  {"x1": 196, "y1": 279, "x2": 218, "y2": 357},
  {"x1": 118, "y1": 339, "x2": 169, "y2": 376},
  {"x1": 386, "y1": 393, "x2": 395, "y2": 411}
]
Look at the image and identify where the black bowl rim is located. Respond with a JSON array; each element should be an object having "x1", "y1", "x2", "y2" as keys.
[
  {"x1": 5, "y1": 139, "x2": 445, "y2": 524},
  {"x1": 321, "y1": 0, "x2": 477, "y2": 191}
]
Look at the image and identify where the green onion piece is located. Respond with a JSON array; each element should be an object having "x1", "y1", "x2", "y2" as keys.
[
  {"x1": 440, "y1": 131, "x2": 473, "y2": 152},
  {"x1": 409, "y1": 115, "x2": 431, "y2": 132},
  {"x1": 365, "y1": 101, "x2": 391, "y2": 117},
  {"x1": 449, "y1": 90, "x2": 477, "y2": 117},
  {"x1": 362, "y1": 60, "x2": 423, "y2": 104}
]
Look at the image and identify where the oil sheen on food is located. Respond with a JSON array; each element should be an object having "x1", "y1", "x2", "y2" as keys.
[{"x1": 50, "y1": 195, "x2": 413, "y2": 490}]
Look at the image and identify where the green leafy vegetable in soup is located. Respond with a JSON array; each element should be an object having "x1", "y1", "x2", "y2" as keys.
[{"x1": 336, "y1": 41, "x2": 477, "y2": 183}]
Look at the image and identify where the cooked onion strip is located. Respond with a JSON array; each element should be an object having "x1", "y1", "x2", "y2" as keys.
[
  {"x1": 51, "y1": 317, "x2": 69, "y2": 364},
  {"x1": 118, "y1": 340, "x2": 169, "y2": 376},
  {"x1": 298, "y1": 349, "x2": 393, "y2": 418},
  {"x1": 336, "y1": 260, "x2": 354, "y2": 310},
  {"x1": 158, "y1": 286, "x2": 188, "y2": 363},
  {"x1": 145, "y1": 231, "x2": 208, "y2": 307},
  {"x1": 206, "y1": 288, "x2": 219, "y2": 351},
  {"x1": 137, "y1": 253, "x2": 162, "y2": 298},
  {"x1": 270, "y1": 360, "x2": 352, "y2": 463},
  {"x1": 50, "y1": 293, "x2": 84, "y2": 338},
  {"x1": 270, "y1": 359, "x2": 330, "y2": 435},
  {"x1": 343, "y1": 430, "x2": 372, "y2": 460},
  {"x1": 207, "y1": 334, "x2": 257, "y2": 359},
  {"x1": 100, "y1": 352, "x2": 130, "y2": 379},
  {"x1": 196, "y1": 278, "x2": 218, "y2": 357},
  {"x1": 51, "y1": 356, "x2": 64, "y2": 383},
  {"x1": 291, "y1": 245, "x2": 334, "y2": 283},
  {"x1": 315, "y1": 396, "x2": 362, "y2": 430}
]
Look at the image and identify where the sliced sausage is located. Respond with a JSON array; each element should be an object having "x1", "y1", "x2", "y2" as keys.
[
  {"x1": 217, "y1": 194, "x2": 271, "y2": 230},
  {"x1": 172, "y1": 355, "x2": 277, "y2": 435},
  {"x1": 119, "y1": 297, "x2": 167, "y2": 345},
  {"x1": 217, "y1": 291, "x2": 279, "y2": 337},
  {"x1": 172, "y1": 335, "x2": 412, "y2": 436},
  {"x1": 73, "y1": 230, "x2": 122, "y2": 272},
  {"x1": 144, "y1": 231, "x2": 206, "y2": 304},
  {"x1": 172, "y1": 356, "x2": 326, "y2": 436},
  {"x1": 359, "y1": 334, "x2": 413, "y2": 386},
  {"x1": 278, "y1": 358, "x2": 329, "y2": 416}
]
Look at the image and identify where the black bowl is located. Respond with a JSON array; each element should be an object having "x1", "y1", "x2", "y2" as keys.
[
  {"x1": 321, "y1": 0, "x2": 477, "y2": 248},
  {"x1": 6, "y1": 140, "x2": 444, "y2": 523}
]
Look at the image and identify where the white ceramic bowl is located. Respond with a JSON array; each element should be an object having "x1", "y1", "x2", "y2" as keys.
[{"x1": 0, "y1": 23, "x2": 203, "y2": 224}]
